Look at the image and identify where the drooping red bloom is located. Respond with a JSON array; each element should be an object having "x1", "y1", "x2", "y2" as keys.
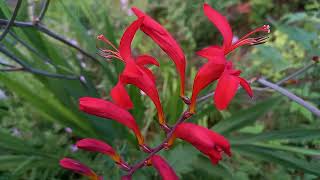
[
  {"x1": 79, "y1": 97, "x2": 144, "y2": 145},
  {"x1": 150, "y1": 155, "x2": 179, "y2": 180},
  {"x1": 189, "y1": 3, "x2": 269, "y2": 112},
  {"x1": 98, "y1": 17, "x2": 166, "y2": 126},
  {"x1": 60, "y1": 158, "x2": 102, "y2": 180},
  {"x1": 76, "y1": 138, "x2": 121, "y2": 163},
  {"x1": 169, "y1": 123, "x2": 231, "y2": 165},
  {"x1": 131, "y1": 7, "x2": 186, "y2": 98}
]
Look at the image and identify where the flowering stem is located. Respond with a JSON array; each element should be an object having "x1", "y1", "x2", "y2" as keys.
[
  {"x1": 257, "y1": 78, "x2": 320, "y2": 117},
  {"x1": 123, "y1": 111, "x2": 192, "y2": 178}
]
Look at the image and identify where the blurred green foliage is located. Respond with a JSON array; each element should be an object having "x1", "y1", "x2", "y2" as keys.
[{"x1": 0, "y1": 0, "x2": 319, "y2": 179}]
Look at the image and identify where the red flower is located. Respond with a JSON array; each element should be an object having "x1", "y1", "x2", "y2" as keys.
[
  {"x1": 60, "y1": 158, "x2": 102, "y2": 180},
  {"x1": 189, "y1": 3, "x2": 269, "y2": 112},
  {"x1": 98, "y1": 17, "x2": 166, "y2": 126},
  {"x1": 76, "y1": 138, "x2": 121, "y2": 163},
  {"x1": 150, "y1": 155, "x2": 179, "y2": 180},
  {"x1": 169, "y1": 123, "x2": 231, "y2": 165},
  {"x1": 131, "y1": 7, "x2": 186, "y2": 98},
  {"x1": 79, "y1": 97, "x2": 144, "y2": 145}
]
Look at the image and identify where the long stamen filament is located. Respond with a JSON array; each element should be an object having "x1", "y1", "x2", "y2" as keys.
[
  {"x1": 97, "y1": 34, "x2": 119, "y2": 52},
  {"x1": 238, "y1": 25, "x2": 270, "y2": 42}
]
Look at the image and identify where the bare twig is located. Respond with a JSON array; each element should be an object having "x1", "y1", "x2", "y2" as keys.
[
  {"x1": 258, "y1": 78, "x2": 320, "y2": 117},
  {"x1": 276, "y1": 61, "x2": 317, "y2": 85},
  {"x1": 9, "y1": 31, "x2": 53, "y2": 64},
  {"x1": 0, "y1": 20, "x2": 100, "y2": 63},
  {"x1": 0, "y1": 44, "x2": 79, "y2": 80},
  {"x1": 0, "y1": 0, "x2": 22, "y2": 41},
  {"x1": 36, "y1": 0, "x2": 51, "y2": 22}
]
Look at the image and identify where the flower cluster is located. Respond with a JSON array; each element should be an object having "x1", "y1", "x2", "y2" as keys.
[{"x1": 60, "y1": 4, "x2": 269, "y2": 180}]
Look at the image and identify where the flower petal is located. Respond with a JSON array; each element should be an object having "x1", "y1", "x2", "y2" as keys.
[
  {"x1": 196, "y1": 45, "x2": 224, "y2": 60},
  {"x1": 79, "y1": 97, "x2": 144, "y2": 145},
  {"x1": 120, "y1": 70, "x2": 165, "y2": 125},
  {"x1": 119, "y1": 17, "x2": 144, "y2": 61},
  {"x1": 136, "y1": 54, "x2": 160, "y2": 67},
  {"x1": 76, "y1": 138, "x2": 121, "y2": 163},
  {"x1": 132, "y1": 7, "x2": 186, "y2": 97},
  {"x1": 189, "y1": 57, "x2": 226, "y2": 113},
  {"x1": 214, "y1": 73, "x2": 240, "y2": 110},
  {"x1": 238, "y1": 77, "x2": 253, "y2": 97},
  {"x1": 203, "y1": 3, "x2": 233, "y2": 51},
  {"x1": 111, "y1": 80, "x2": 134, "y2": 110},
  {"x1": 170, "y1": 123, "x2": 231, "y2": 165},
  {"x1": 150, "y1": 155, "x2": 179, "y2": 180},
  {"x1": 140, "y1": 66, "x2": 156, "y2": 84},
  {"x1": 60, "y1": 158, "x2": 98, "y2": 179}
]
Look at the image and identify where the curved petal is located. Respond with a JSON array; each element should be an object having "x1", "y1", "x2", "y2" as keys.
[
  {"x1": 79, "y1": 97, "x2": 144, "y2": 145},
  {"x1": 111, "y1": 80, "x2": 133, "y2": 110},
  {"x1": 214, "y1": 73, "x2": 240, "y2": 110},
  {"x1": 203, "y1": 3, "x2": 233, "y2": 51},
  {"x1": 132, "y1": 7, "x2": 186, "y2": 97},
  {"x1": 60, "y1": 158, "x2": 99, "y2": 180},
  {"x1": 196, "y1": 45, "x2": 224, "y2": 60},
  {"x1": 170, "y1": 123, "x2": 231, "y2": 165},
  {"x1": 151, "y1": 155, "x2": 179, "y2": 180},
  {"x1": 119, "y1": 17, "x2": 144, "y2": 61},
  {"x1": 140, "y1": 66, "x2": 156, "y2": 84},
  {"x1": 189, "y1": 57, "x2": 226, "y2": 113},
  {"x1": 76, "y1": 138, "x2": 121, "y2": 163},
  {"x1": 239, "y1": 77, "x2": 253, "y2": 98},
  {"x1": 120, "y1": 69, "x2": 165, "y2": 125},
  {"x1": 136, "y1": 54, "x2": 160, "y2": 67}
]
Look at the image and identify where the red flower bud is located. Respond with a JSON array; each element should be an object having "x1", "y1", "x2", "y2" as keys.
[
  {"x1": 151, "y1": 155, "x2": 179, "y2": 180},
  {"x1": 60, "y1": 158, "x2": 101, "y2": 180},
  {"x1": 79, "y1": 97, "x2": 144, "y2": 145},
  {"x1": 76, "y1": 138, "x2": 121, "y2": 163}
]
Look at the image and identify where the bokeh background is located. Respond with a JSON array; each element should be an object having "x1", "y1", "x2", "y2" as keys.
[{"x1": 0, "y1": 0, "x2": 319, "y2": 179}]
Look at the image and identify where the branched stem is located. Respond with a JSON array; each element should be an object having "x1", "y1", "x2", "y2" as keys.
[{"x1": 122, "y1": 111, "x2": 192, "y2": 179}]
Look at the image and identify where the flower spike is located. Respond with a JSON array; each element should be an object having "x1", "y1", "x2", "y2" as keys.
[
  {"x1": 169, "y1": 123, "x2": 231, "y2": 165},
  {"x1": 79, "y1": 97, "x2": 144, "y2": 145},
  {"x1": 76, "y1": 138, "x2": 122, "y2": 163},
  {"x1": 150, "y1": 155, "x2": 179, "y2": 180},
  {"x1": 60, "y1": 158, "x2": 102, "y2": 180},
  {"x1": 132, "y1": 7, "x2": 186, "y2": 98}
]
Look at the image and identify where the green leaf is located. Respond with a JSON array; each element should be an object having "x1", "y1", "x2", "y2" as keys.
[
  {"x1": 233, "y1": 145, "x2": 320, "y2": 176},
  {"x1": 212, "y1": 97, "x2": 282, "y2": 135}
]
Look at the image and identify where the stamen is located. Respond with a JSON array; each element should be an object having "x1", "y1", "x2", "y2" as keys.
[
  {"x1": 97, "y1": 34, "x2": 119, "y2": 52},
  {"x1": 228, "y1": 35, "x2": 269, "y2": 52},
  {"x1": 238, "y1": 24, "x2": 270, "y2": 42}
]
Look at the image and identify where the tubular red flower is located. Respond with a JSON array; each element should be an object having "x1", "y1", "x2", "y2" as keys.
[
  {"x1": 99, "y1": 16, "x2": 166, "y2": 126},
  {"x1": 169, "y1": 123, "x2": 231, "y2": 165},
  {"x1": 190, "y1": 4, "x2": 264, "y2": 112},
  {"x1": 150, "y1": 155, "x2": 179, "y2": 180},
  {"x1": 60, "y1": 158, "x2": 101, "y2": 180},
  {"x1": 132, "y1": 7, "x2": 186, "y2": 98},
  {"x1": 76, "y1": 138, "x2": 121, "y2": 163},
  {"x1": 189, "y1": 54, "x2": 226, "y2": 113},
  {"x1": 79, "y1": 97, "x2": 144, "y2": 145}
]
